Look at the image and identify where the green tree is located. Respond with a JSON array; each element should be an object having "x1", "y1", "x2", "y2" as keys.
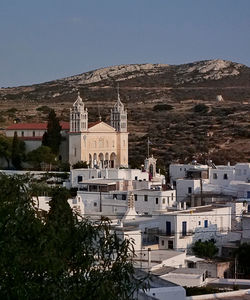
[
  {"x1": 72, "y1": 160, "x2": 88, "y2": 169},
  {"x1": 235, "y1": 243, "x2": 250, "y2": 276},
  {"x1": 0, "y1": 174, "x2": 145, "y2": 299},
  {"x1": 0, "y1": 174, "x2": 44, "y2": 299},
  {"x1": 42, "y1": 109, "x2": 62, "y2": 154},
  {"x1": 0, "y1": 135, "x2": 12, "y2": 168},
  {"x1": 192, "y1": 239, "x2": 218, "y2": 259},
  {"x1": 11, "y1": 131, "x2": 25, "y2": 169},
  {"x1": 27, "y1": 145, "x2": 56, "y2": 170}
]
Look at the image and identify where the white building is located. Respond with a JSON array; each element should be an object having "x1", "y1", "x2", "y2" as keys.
[
  {"x1": 170, "y1": 162, "x2": 250, "y2": 203},
  {"x1": 161, "y1": 268, "x2": 206, "y2": 287},
  {"x1": 242, "y1": 214, "x2": 250, "y2": 243},
  {"x1": 69, "y1": 91, "x2": 128, "y2": 167},
  {"x1": 158, "y1": 204, "x2": 231, "y2": 252},
  {"x1": 76, "y1": 178, "x2": 176, "y2": 217},
  {"x1": 5, "y1": 121, "x2": 69, "y2": 161},
  {"x1": 70, "y1": 168, "x2": 150, "y2": 188}
]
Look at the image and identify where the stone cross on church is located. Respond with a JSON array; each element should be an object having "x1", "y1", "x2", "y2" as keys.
[{"x1": 69, "y1": 90, "x2": 128, "y2": 168}]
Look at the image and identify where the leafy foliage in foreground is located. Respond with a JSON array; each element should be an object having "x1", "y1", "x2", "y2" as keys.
[{"x1": 0, "y1": 174, "x2": 144, "y2": 299}]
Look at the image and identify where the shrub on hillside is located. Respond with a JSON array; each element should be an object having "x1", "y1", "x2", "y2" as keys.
[
  {"x1": 193, "y1": 104, "x2": 209, "y2": 114},
  {"x1": 36, "y1": 105, "x2": 51, "y2": 114},
  {"x1": 153, "y1": 104, "x2": 173, "y2": 111}
]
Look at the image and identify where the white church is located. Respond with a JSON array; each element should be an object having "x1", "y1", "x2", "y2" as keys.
[
  {"x1": 5, "y1": 91, "x2": 129, "y2": 168},
  {"x1": 69, "y1": 91, "x2": 128, "y2": 168}
]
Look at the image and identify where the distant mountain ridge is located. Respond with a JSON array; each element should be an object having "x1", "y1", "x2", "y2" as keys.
[{"x1": 0, "y1": 59, "x2": 250, "y2": 103}]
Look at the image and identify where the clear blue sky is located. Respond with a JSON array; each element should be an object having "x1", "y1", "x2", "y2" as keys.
[{"x1": 1, "y1": 0, "x2": 250, "y2": 87}]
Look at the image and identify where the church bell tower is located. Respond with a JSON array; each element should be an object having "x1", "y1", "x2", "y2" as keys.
[
  {"x1": 70, "y1": 91, "x2": 88, "y2": 132},
  {"x1": 110, "y1": 86, "x2": 127, "y2": 132}
]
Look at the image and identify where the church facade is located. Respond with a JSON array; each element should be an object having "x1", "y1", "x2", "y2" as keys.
[
  {"x1": 5, "y1": 91, "x2": 129, "y2": 169},
  {"x1": 69, "y1": 92, "x2": 128, "y2": 168}
]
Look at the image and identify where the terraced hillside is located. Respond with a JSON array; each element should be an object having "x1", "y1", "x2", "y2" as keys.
[{"x1": 0, "y1": 59, "x2": 250, "y2": 171}]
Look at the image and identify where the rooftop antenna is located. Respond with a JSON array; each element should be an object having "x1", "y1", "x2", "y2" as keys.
[
  {"x1": 98, "y1": 103, "x2": 102, "y2": 121},
  {"x1": 147, "y1": 137, "x2": 152, "y2": 158}
]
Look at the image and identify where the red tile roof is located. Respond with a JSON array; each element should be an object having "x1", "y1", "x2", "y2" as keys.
[
  {"x1": 6, "y1": 122, "x2": 70, "y2": 131},
  {"x1": 6, "y1": 121, "x2": 103, "y2": 132}
]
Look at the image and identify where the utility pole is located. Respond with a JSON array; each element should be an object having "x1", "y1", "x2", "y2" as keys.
[
  {"x1": 234, "y1": 255, "x2": 237, "y2": 285},
  {"x1": 99, "y1": 191, "x2": 102, "y2": 213},
  {"x1": 200, "y1": 178, "x2": 203, "y2": 206}
]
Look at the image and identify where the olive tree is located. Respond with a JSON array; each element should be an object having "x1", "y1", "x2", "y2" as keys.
[{"x1": 0, "y1": 174, "x2": 145, "y2": 300}]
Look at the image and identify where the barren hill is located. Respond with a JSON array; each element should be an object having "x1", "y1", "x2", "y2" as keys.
[{"x1": 0, "y1": 59, "x2": 250, "y2": 169}]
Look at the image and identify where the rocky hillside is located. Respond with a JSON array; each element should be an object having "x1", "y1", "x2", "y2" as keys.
[{"x1": 0, "y1": 59, "x2": 250, "y2": 169}]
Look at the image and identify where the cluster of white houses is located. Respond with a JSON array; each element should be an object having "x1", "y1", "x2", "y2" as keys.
[{"x1": 30, "y1": 160, "x2": 250, "y2": 294}]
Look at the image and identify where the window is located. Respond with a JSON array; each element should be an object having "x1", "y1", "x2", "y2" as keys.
[
  {"x1": 134, "y1": 194, "x2": 137, "y2": 201},
  {"x1": 21, "y1": 131, "x2": 24, "y2": 137},
  {"x1": 204, "y1": 220, "x2": 208, "y2": 228},
  {"x1": 135, "y1": 176, "x2": 138, "y2": 180},
  {"x1": 182, "y1": 221, "x2": 187, "y2": 236},
  {"x1": 188, "y1": 187, "x2": 192, "y2": 194},
  {"x1": 198, "y1": 221, "x2": 201, "y2": 225},
  {"x1": 171, "y1": 193, "x2": 174, "y2": 200},
  {"x1": 156, "y1": 198, "x2": 158, "y2": 204},
  {"x1": 223, "y1": 173, "x2": 228, "y2": 180},
  {"x1": 162, "y1": 198, "x2": 165, "y2": 204},
  {"x1": 77, "y1": 176, "x2": 82, "y2": 183},
  {"x1": 94, "y1": 202, "x2": 97, "y2": 207},
  {"x1": 144, "y1": 195, "x2": 148, "y2": 202},
  {"x1": 122, "y1": 194, "x2": 126, "y2": 200},
  {"x1": 166, "y1": 221, "x2": 171, "y2": 236},
  {"x1": 161, "y1": 240, "x2": 164, "y2": 246},
  {"x1": 33, "y1": 131, "x2": 35, "y2": 137},
  {"x1": 113, "y1": 194, "x2": 117, "y2": 199},
  {"x1": 213, "y1": 173, "x2": 217, "y2": 179}
]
